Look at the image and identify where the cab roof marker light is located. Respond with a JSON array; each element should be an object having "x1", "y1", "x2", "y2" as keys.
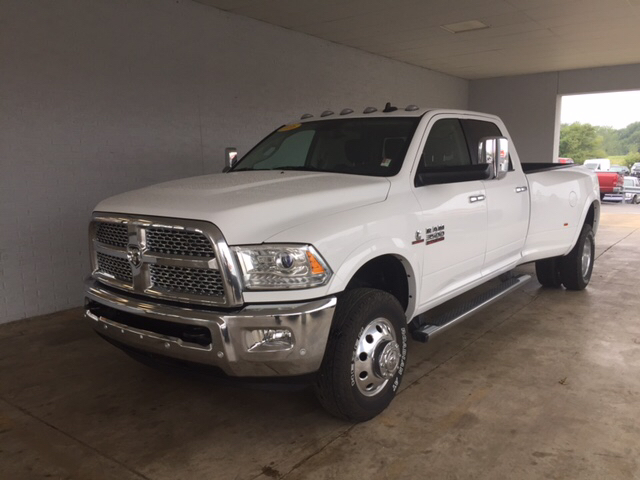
[
  {"x1": 405, "y1": 105, "x2": 419, "y2": 111},
  {"x1": 300, "y1": 113, "x2": 313, "y2": 119},
  {"x1": 340, "y1": 108, "x2": 354, "y2": 115},
  {"x1": 320, "y1": 110, "x2": 334, "y2": 117},
  {"x1": 363, "y1": 107, "x2": 377, "y2": 114}
]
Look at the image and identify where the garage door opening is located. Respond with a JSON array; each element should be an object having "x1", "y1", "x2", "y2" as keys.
[{"x1": 558, "y1": 90, "x2": 640, "y2": 171}]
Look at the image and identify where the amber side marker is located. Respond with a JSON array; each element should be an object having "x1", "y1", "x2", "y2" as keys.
[{"x1": 306, "y1": 251, "x2": 326, "y2": 275}]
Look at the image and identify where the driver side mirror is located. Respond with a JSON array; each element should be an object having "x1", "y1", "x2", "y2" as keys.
[
  {"x1": 223, "y1": 147, "x2": 238, "y2": 172},
  {"x1": 479, "y1": 137, "x2": 509, "y2": 180}
]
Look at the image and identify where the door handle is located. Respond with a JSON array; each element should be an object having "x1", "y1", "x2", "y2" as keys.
[
  {"x1": 515, "y1": 186, "x2": 528, "y2": 193},
  {"x1": 469, "y1": 194, "x2": 485, "y2": 203}
]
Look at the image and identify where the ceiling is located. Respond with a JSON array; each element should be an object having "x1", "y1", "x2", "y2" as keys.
[{"x1": 194, "y1": 0, "x2": 640, "y2": 79}]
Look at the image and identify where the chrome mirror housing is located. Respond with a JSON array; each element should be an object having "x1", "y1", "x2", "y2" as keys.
[
  {"x1": 479, "y1": 137, "x2": 509, "y2": 180},
  {"x1": 224, "y1": 147, "x2": 238, "y2": 172}
]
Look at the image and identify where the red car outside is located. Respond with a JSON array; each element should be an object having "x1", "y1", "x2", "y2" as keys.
[{"x1": 596, "y1": 171, "x2": 624, "y2": 200}]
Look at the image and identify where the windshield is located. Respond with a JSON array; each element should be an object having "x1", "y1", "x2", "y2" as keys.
[
  {"x1": 584, "y1": 163, "x2": 598, "y2": 170},
  {"x1": 231, "y1": 118, "x2": 420, "y2": 177},
  {"x1": 625, "y1": 178, "x2": 636, "y2": 186},
  {"x1": 610, "y1": 166, "x2": 625, "y2": 172}
]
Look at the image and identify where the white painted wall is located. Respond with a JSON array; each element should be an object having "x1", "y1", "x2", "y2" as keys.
[
  {"x1": 469, "y1": 64, "x2": 640, "y2": 163},
  {"x1": 0, "y1": 0, "x2": 468, "y2": 323}
]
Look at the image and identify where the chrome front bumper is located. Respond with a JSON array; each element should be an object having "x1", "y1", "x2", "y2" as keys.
[{"x1": 85, "y1": 279, "x2": 336, "y2": 377}]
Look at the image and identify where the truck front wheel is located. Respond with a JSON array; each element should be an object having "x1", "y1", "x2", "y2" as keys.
[
  {"x1": 314, "y1": 288, "x2": 407, "y2": 422},
  {"x1": 560, "y1": 224, "x2": 595, "y2": 290}
]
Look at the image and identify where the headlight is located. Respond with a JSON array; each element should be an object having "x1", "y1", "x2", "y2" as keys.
[{"x1": 232, "y1": 244, "x2": 332, "y2": 290}]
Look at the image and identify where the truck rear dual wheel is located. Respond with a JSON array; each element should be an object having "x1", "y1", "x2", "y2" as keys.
[
  {"x1": 560, "y1": 224, "x2": 595, "y2": 290},
  {"x1": 535, "y1": 257, "x2": 563, "y2": 288},
  {"x1": 314, "y1": 288, "x2": 407, "y2": 422},
  {"x1": 534, "y1": 224, "x2": 595, "y2": 291}
]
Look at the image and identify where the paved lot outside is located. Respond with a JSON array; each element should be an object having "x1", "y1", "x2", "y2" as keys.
[{"x1": 1, "y1": 203, "x2": 640, "y2": 479}]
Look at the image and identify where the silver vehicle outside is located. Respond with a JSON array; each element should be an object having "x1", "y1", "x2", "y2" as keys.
[{"x1": 624, "y1": 176, "x2": 640, "y2": 204}]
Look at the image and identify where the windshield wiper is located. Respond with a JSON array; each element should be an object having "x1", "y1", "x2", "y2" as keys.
[
  {"x1": 271, "y1": 166, "x2": 322, "y2": 171},
  {"x1": 230, "y1": 166, "x2": 324, "y2": 172}
]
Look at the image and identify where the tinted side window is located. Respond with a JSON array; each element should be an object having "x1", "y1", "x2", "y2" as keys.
[
  {"x1": 417, "y1": 119, "x2": 471, "y2": 173},
  {"x1": 460, "y1": 119, "x2": 502, "y2": 165}
]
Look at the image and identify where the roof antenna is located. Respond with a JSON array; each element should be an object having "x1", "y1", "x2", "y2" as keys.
[{"x1": 383, "y1": 102, "x2": 398, "y2": 113}]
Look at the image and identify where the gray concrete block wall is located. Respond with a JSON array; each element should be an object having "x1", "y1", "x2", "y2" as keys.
[{"x1": 0, "y1": 0, "x2": 468, "y2": 324}]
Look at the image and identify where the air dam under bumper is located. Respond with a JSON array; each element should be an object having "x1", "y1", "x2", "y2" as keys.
[{"x1": 84, "y1": 279, "x2": 336, "y2": 377}]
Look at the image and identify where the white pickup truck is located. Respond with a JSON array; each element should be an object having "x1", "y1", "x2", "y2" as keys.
[{"x1": 85, "y1": 105, "x2": 600, "y2": 421}]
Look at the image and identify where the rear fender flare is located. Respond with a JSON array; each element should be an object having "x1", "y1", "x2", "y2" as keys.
[{"x1": 566, "y1": 196, "x2": 600, "y2": 254}]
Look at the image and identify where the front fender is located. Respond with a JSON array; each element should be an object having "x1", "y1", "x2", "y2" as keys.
[{"x1": 328, "y1": 237, "x2": 420, "y2": 321}]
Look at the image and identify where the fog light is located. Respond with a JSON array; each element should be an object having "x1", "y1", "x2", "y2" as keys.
[{"x1": 245, "y1": 328, "x2": 293, "y2": 352}]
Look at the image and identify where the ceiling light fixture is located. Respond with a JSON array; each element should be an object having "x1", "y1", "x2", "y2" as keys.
[{"x1": 441, "y1": 20, "x2": 490, "y2": 34}]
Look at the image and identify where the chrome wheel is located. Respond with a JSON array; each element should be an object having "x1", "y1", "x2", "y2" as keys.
[
  {"x1": 353, "y1": 317, "x2": 400, "y2": 397},
  {"x1": 581, "y1": 235, "x2": 594, "y2": 279}
]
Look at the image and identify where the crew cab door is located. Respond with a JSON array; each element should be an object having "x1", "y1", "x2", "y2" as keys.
[
  {"x1": 460, "y1": 119, "x2": 530, "y2": 275},
  {"x1": 412, "y1": 117, "x2": 488, "y2": 306}
]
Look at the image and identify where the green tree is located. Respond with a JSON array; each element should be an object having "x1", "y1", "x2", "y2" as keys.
[
  {"x1": 559, "y1": 122, "x2": 606, "y2": 164},
  {"x1": 594, "y1": 126, "x2": 624, "y2": 155},
  {"x1": 623, "y1": 151, "x2": 640, "y2": 169},
  {"x1": 618, "y1": 121, "x2": 640, "y2": 154}
]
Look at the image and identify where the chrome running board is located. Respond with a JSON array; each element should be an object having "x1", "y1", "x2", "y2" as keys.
[{"x1": 411, "y1": 274, "x2": 531, "y2": 343}]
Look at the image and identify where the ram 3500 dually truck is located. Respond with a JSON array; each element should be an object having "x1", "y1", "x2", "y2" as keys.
[{"x1": 85, "y1": 106, "x2": 600, "y2": 421}]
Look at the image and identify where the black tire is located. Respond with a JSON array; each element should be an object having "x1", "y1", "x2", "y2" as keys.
[
  {"x1": 535, "y1": 257, "x2": 563, "y2": 288},
  {"x1": 314, "y1": 288, "x2": 408, "y2": 422},
  {"x1": 560, "y1": 224, "x2": 595, "y2": 291},
  {"x1": 600, "y1": 193, "x2": 605, "y2": 201},
  {"x1": 634, "y1": 195, "x2": 640, "y2": 205}
]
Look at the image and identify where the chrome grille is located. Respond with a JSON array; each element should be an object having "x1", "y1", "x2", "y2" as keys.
[
  {"x1": 90, "y1": 215, "x2": 241, "y2": 307},
  {"x1": 150, "y1": 264, "x2": 224, "y2": 297},
  {"x1": 97, "y1": 252, "x2": 132, "y2": 283},
  {"x1": 96, "y1": 222, "x2": 128, "y2": 247},
  {"x1": 146, "y1": 228, "x2": 216, "y2": 257}
]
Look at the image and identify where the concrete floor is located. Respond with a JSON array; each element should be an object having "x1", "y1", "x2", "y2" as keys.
[{"x1": 1, "y1": 203, "x2": 640, "y2": 480}]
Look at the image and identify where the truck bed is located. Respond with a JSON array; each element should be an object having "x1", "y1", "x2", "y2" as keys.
[
  {"x1": 521, "y1": 163, "x2": 576, "y2": 174},
  {"x1": 521, "y1": 164, "x2": 598, "y2": 263}
]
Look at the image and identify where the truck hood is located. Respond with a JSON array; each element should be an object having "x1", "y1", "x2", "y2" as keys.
[{"x1": 95, "y1": 171, "x2": 391, "y2": 244}]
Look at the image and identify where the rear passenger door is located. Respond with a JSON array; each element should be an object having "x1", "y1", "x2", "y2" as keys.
[
  {"x1": 412, "y1": 117, "x2": 488, "y2": 306},
  {"x1": 461, "y1": 118, "x2": 530, "y2": 275}
]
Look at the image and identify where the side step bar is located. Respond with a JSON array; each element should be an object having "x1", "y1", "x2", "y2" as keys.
[{"x1": 411, "y1": 274, "x2": 531, "y2": 343}]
